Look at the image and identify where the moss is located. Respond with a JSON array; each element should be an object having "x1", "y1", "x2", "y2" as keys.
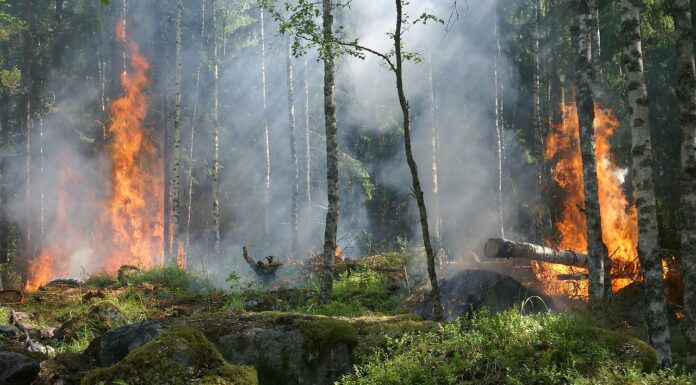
[
  {"x1": 293, "y1": 318, "x2": 359, "y2": 364},
  {"x1": 81, "y1": 326, "x2": 257, "y2": 385},
  {"x1": 56, "y1": 300, "x2": 129, "y2": 342},
  {"x1": 594, "y1": 327, "x2": 658, "y2": 372}
]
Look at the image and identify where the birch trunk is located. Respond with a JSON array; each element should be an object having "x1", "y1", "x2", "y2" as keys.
[
  {"x1": 38, "y1": 116, "x2": 44, "y2": 249},
  {"x1": 493, "y1": 4, "x2": 505, "y2": 239},
  {"x1": 393, "y1": 0, "x2": 442, "y2": 320},
  {"x1": 620, "y1": 0, "x2": 672, "y2": 367},
  {"x1": 304, "y1": 58, "x2": 312, "y2": 203},
  {"x1": 170, "y1": 0, "x2": 183, "y2": 264},
  {"x1": 318, "y1": 0, "x2": 339, "y2": 305},
  {"x1": 671, "y1": 0, "x2": 696, "y2": 376},
  {"x1": 185, "y1": 0, "x2": 206, "y2": 262},
  {"x1": 575, "y1": 0, "x2": 609, "y2": 303},
  {"x1": 161, "y1": 0, "x2": 172, "y2": 264},
  {"x1": 590, "y1": 0, "x2": 602, "y2": 83},
  {"x1": 286, "y1": 41, "x2": 299, "y2": 258},
  {"x1": 260, "y1": 7, "x2": 271, "y2": 247},
  {"x1": 211, "y1": 0, "x2": 221, "y2": 260},
  {"x1": 427, "y1": 56, "x2": 443, "y2": 257}
]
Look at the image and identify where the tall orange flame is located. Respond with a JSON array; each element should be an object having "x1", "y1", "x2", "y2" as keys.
[
  {"x1": 26, "y1": 20, "x2": 163, "y2": 289},
  {"x1": 533, "y1": 102, "x2": 640, "y2": 298}
]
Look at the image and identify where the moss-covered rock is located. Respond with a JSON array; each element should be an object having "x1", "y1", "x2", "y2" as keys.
[
  {"x1": 81, "y1": 326, "x2": 257, "y2": 385},
  {"x1": 593, "y1": 327, "x2": 658, "y2": 371},
  {"x1": 292, "y1": 318, "x2": 359, "y2": 365},
  {"x1": 54, "y1": 301, "x2": 130, "y2": 342}
]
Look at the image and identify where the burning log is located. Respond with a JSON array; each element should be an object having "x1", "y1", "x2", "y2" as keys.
[
  {"x1": 484, "y1": 238, "x2": 589, "y2": 268},
  {"x1": 242, "y1": 246, "x2": 282, "y2": 276}
]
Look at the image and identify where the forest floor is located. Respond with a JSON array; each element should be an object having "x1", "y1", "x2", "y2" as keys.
[{"x1": 0, "y1": 257, "x2": 694, "y2": 385}]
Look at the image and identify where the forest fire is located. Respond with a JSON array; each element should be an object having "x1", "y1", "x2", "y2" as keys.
[
  {"x1": 532, "y1": 102, "x2": 640, "y2": 298},
  {"x1": 25, "y1": 21, "x2": 163, "y2": 289}
]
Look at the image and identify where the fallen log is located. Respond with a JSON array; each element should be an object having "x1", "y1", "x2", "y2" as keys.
[{"x1": 484, "y1": 238, "x2": 589, "y2": 268}]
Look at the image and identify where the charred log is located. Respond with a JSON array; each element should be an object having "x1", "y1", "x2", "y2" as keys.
[
  {"x1": 484, "y1": 238, "x2": 589, "y2": 268},
  {"x1": 242, "y1": 246, "x2": 282, "y2": 276}
]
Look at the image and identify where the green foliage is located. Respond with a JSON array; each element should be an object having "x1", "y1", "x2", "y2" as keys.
[
  {"x1": 125, "y1": 266, "x2": 214, "y2": 295},
  {"x1": 311, "y1": 268, "x2": 402, "y2": 317},
  {"x1": 339, "y1": 310, "x2": 691, "y2": 385}
]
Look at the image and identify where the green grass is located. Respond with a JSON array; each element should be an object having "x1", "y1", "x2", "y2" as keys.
[
  {"x1": 310, "y1": 269, "x2": 402, "y2": 317},
  {"x1": 125, "y1": 265, "x2": 214, "y2": 295},
  {"x1": 339, "y1": 309, "x2": 694, "y2": 385}
]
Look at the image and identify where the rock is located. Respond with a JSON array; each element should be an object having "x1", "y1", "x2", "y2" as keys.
[
  {"x1": 24, "y1": 339, "x2": 55, "y2": 356},
  {"x1": 0, "y1": 350, "x2": 41, "y2": 385},
  {"x1": 410, "y1": 269, "x2": 553, "y2": 320},
  {"x1": 0, "y1": 324, "x2": 20, "y2": 338},
  {"x1": 97, "y1": 320, "x2": 164, "y2": 366},
  {"x1": 38, "y1": 327, "x2": 56, "y2": 340},
  {"x1": 43, "y1": 279, "x2": 82, "y2": 289},
  {"x1": 82, "y1": 327, "x2": 257, "y2": 385},
  {"x1": 10, "y1": 311, "x2": 33, "y2": 322}
]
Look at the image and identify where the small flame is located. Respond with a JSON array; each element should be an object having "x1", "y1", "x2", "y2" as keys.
[{"x1": 534, "y1": 101, "x2": 640, "y2": 298}]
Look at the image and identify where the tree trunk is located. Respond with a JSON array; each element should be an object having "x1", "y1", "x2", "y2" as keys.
[
  {"x1": 590, "y1": 0, "x2": 602, "y2": 83},
  {"x1": 532, "y1": 0, "x2": 544, "y2": 243},
  {"x1": 393, "y1": 0, "x2": 442, "y2": 320},
  {"x1": 575, "y1": 0, "x2": 609, "y2": 303},
  {"x1": 427, "y1": 55, "x2": 443, "y2": 258},
  {"x1": 318, "y1": 0, "x2": 339, "y2": 305},
  {"x1": 286, "y1": 40, "x2": 299, "y2": 258},
  {"x1": 493, "y1": 4, "x2": 505, "y2": 239},
  {"x1": 21, "y1": 0, "x2": 33, "y2": 280},
  {"x1": 185, "y1": 0, "x2": 206, "y2": 262},
  {"x1": 485, "y1": 237, "x2": 589, "y2": 267},
  {"x1": 38, "y1": 116, "x2": 44, "y2": 250},
  {"x1": 304, "y1": 58, "x2": 312, "y2": 204},
  {"x1": 260, "y1": 7, "x2": 271, "y2": 247},
  {"x1": 211, "y1": 0, "x2": 221, "y2": 260},
  {"x1": 620, "y1": 0, "x2": 672, "y2": 367},
  {"x1": 671, "y1": 0, "x2": 696, "y2": 376},
  {"x1": 170, "y1": 0, "x2": 183, "y2": 264},
  {"x1": 161, "y1": 0, "x2": 172, "y2": 264}
]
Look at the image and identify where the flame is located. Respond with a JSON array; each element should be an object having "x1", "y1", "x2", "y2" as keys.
[
  {"x1": 25, "y1": 20, "x2": 163, "y2": 290},
  {"x1": 96, "y1": 20, "x2": 164, "y2": 271},
  {"x1": 533, "y1": 101, "x2": 639, "y2": 298},
  {"x1": 26, "y1": 168, "x2": 79, "y2": 290}
]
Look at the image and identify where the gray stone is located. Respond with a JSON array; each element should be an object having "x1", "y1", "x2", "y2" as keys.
[
  {"x1": 0, "y1": 351, "x2": 40, "y2": 385},
  {"x1": 0, "y1": 324, "x2": 20, "y2": 338},
  {"x1": 97, "y1": 320, "x2": 164, "y2": 366}
]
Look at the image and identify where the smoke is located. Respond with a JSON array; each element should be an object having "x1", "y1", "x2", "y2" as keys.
[{"x1": 1, "y1": 0, "x2": 537, "y2": 286}]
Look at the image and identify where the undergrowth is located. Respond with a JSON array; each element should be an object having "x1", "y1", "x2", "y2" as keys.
[{"x1": 339, "y1": 309, "x2": 694, "y2": 385}]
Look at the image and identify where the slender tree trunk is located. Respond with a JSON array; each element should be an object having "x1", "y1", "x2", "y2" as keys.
[
  {"x1": 318, "y1": 0, "x2": 339, "y2": 305},
  {"x1": 620, "y1": 0, "x2": 672, "y2": 367},
  {"x1": 287, "y1": 41, "x2": 299, "y2": 258},
  {"x1": 185, "y1": 0, "x2": 206, "y2": 262},
  {"x1": 590, "y1": 0, "x2": 602, "y2": 83},
  {"x1": 260, "y1": 7, "x2": 271, "y2": 247},
  {"x1": 169, "y1": 0, "x2": 183, "y2": 264},
  {"x1": 393, "y1": 0, "x2": 442, "y2": 320},
  {"x1": 38, "y1": 116, "x2": 44, "y2": 250},
  {"x1": 575, "y1": 0, "x2": 609, "y2": 303},
  {"x1": 427, "y1": 56, "x2": 443, "y2": 259},
  {"x1": 304, "y1": 58, "x2": 312, "y2": 204},
  {"x1": 21, "y1": 0, "x2": 33, "y2": 280},
  {"x1": 211, "y1": 0, "x2": 221, "y2": 260},
  {"x1": 494, "y1": 4, "x2": 505, "y2": 239},
  {"x1": 161, "y1": 0, "x2": 172, "y2": 264},
  {"x1": 671, "y1": 0, "x2": 696, "y2": 376},
  {"x1": 532, "y1": 0, "x2": 544, "y2": 243},
  {"x1": 121, "y1": 0, "x2": 127, "y2": 75}
]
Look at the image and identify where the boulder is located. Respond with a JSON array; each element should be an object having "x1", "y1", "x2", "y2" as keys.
[
  {"x1": 0, "y1": 350, "x2": 41, "y2": 385},
  {"x1": 55, "y1": 301, "x2": 130, "y2": 342},
  {"x1": 96, "y1": 320, "x2": 164, "y2": 366},
  {"x1": 410, "y1": 269, "x2": 553, "y2": 320},
  {"x1": 82, "y1": 327, "x2": 257, "y2": 385}
]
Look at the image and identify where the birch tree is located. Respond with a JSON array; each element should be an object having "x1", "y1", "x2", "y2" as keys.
[
  {"x1": 574, "y1": 0, "x2": 609, "y2": 303},
  {"x1": 671, "y1": 0, "x2": 696, "y2": 375},
  {"x1": 260, "y1": 6, "x2": 271, "y2": 247},
  {"x1": 286, "y1": 40, "x2": 299, "y2": 258},
  {"x1": 211, "y1": 0, "x2": 221, "y2": 260},
  {"x1": 620, "y1": 0, "x2": 671, "y2": 367},
  {"x1": 170, "y1": 0, "x2": 182, "y2": 263}
]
